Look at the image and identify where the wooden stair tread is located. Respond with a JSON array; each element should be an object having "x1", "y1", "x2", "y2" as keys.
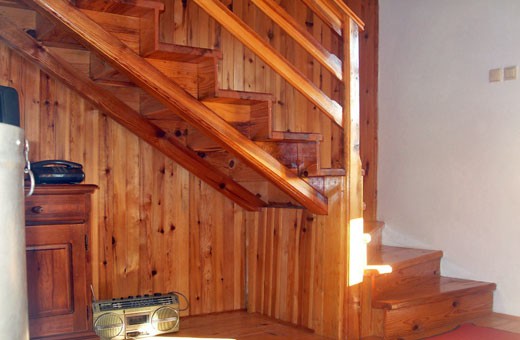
[
  {"x1": 210, "y1": 89, "x2": 274, "y2": 103},
  {"x1": 263, "y1": 131, "x2": 323, "y2": 142},
  {"x1": 75, "y1": 0, "x2": 164, "y2": 16},
  {"x1": 145, "y1": 42, "x2": 222, "y2": 63},
  {"x1": 368, "y1": 245, "x2": 443, "y2": 271},
  {"x1": 374, "y1": 276, "x2": 496, "y2": 310}
]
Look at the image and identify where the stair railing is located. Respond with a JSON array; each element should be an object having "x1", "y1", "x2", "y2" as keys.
[{"x1": 192, "y1": 0, "x2": 364, "y2": 128}]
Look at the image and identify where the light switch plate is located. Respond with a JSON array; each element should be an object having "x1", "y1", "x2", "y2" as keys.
[
  {"x1": 504, "y1": 65, "x2": 517, "y2": 81},
  {"x1": 489, "y1": 68, "x2": 502, "y2": 82}
]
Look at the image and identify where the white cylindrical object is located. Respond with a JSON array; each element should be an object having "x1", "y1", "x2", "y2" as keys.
[{"x1": 0, "y1": 123, "x2": 30, "y2": 339}]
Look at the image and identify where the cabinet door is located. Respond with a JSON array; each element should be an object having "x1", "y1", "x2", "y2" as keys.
[{"x1": 25, "y1": 224, "x2": 89, "y2": 338}]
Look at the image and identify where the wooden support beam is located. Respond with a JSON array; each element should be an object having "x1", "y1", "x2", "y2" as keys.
[
  {"x1": 20, "y1": 0, "x2": 328, "y2": 214},
  {"x1": 193, "y1": 0, "x2": 343, "y2": 128},
  {"x1": 250, "y1": 0, "x2": 343, "y2": 81},
  {"x1": 0, "y1": 11, "x2": 265, "y2": 211}
]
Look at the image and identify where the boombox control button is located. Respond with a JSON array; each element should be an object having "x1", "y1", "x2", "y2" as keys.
[
  {"x1": 128, "y1": 296, "x2": 134, "y2": 299},
  {"x1": 144, "y1": 294, "x2": 149, "y2": 297},
  {"x1": 136, "y1": 295, "x2": 141, "y2": 298},
  {"x1": 153, "y1": 293, "x2": 162, "y2": 297}
]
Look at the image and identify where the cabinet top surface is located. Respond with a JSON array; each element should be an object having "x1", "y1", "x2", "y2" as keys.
[{"x1": 25, "y1": 184, "x2": 98, "y2": 196}]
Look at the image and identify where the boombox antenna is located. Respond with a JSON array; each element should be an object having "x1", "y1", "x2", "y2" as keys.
[{"x1": 90, "y1": 284, "x2": 97, "y2": 302}]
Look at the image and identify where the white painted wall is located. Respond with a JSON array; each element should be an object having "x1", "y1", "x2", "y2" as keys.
[{"x1": 378, "y1": 0, "x2": 520, "y2": 316}]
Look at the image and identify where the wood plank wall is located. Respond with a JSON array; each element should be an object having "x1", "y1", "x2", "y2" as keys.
[
  {"x1": 0, "y1": 42, "x2": 245, "y2": 315},
  {"x1": 349, "y1": 0, "x2": 379, "y2": 222},
  {"x1": 1, "y1": 0, "x2": 378, "y2": 338}
]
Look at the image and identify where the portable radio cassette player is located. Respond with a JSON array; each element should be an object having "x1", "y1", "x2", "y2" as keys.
[{"x1": 92, "y1": 293, "x2": 180, "y2": 339}]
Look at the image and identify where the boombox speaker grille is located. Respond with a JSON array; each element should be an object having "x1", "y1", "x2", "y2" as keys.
[
  {"x1": 94, "y1": 312, "x2": 124, "y2": 339},
  {"x1": 151, "y1": 306, "x2": 179, "y2": 332}
]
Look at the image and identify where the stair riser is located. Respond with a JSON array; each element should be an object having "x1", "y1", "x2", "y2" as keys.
[
  {"x1": 81, "y1": 9, "x2": 140, "y2": 52},
  {"x1": 373, "y1": 259, "x2": 440, "y2": 299},
  {"x1": 375, "y1": 291, "x2": 493, "y2": 340},
  {"x1": 255, "y1": 141, "x2": 320, "y2": 177}
]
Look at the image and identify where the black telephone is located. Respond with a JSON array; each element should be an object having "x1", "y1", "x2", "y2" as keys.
[{"x1": 32, "y1": 160, "x2": 85, "y2": 184}]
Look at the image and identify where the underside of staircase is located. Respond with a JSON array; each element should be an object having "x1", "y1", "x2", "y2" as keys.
[
  {"x1": 362, "y1": 223, "x2": 496, "y2": 339},
  {"x1": 0, "y1": 0, "x2": 352, "y2": 215}
]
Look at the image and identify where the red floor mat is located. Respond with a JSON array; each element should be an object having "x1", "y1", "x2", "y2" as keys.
[{"x1": 427, "y1": 323, "x2": 520, "y2": 339}]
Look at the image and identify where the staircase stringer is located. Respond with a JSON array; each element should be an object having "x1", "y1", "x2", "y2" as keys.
[{"x1": 21, "y1": 0, "x2": 329, "y2": 215}]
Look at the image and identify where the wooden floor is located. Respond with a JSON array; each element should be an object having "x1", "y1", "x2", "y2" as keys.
[
  {"x1": 150, "y1": 310, "x2": 520, "y2": 340},
  {"x1": 471, "y1": 313, "x2": 520, "y2": 334},
  {"x1": 155, "y1": 311, "x2": 329, "y2": 339}
]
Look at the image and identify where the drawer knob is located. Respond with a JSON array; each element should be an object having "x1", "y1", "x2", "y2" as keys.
[{"x1": 31, "y1": 206, "x2": 44, "y2": 214}]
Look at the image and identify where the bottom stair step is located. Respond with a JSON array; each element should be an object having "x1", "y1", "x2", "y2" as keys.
[{"x1": 373, "y1": 276, "x2": 496, "y2": 339}]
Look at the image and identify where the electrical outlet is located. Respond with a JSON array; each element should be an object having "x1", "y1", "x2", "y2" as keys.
[
  {"x1": 504, "y1": 66, "x2": 517, "y2": 81},
  {"x1": 489, "y1": 68, "x2": 502, "y2": 82}
]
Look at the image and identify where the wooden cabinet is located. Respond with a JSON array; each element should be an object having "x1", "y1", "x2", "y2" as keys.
[{"x1": 25, "y1": 185, "x2": 97, "y2": 339}]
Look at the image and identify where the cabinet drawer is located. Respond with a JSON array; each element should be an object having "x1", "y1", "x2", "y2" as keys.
[{"x1": 25, "y1": 194, "x2": 87, "y2": 225}]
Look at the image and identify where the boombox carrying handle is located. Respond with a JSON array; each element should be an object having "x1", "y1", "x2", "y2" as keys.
[{"x1": 171, "y1": 291, "x2": 190, "y2": 312}]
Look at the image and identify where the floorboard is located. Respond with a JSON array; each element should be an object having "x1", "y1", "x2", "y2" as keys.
[{"x1": 156, "y1": 310, "x2": 330, "y2": 339}]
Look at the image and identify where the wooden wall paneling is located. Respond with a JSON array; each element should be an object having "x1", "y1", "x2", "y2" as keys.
[
  {"x1": 290, "y1": 1, "x2": 306, "y2": 133},
  {"x1": 310, "y1": 13, "x2": 332, "y2": 169},
  {"x1": 243, "y1": 1, "x2": 255, "y2": 93},
  {"x1": 280, "y1": 1, "x2": 295, "y2": 133},
  {"x1": 97, "y1": 113, "x2": 111, "y2": 299},
  {"x1": 124, "y1": 130, "x2": 141, "y2": 293},
  {"x1": 38, "y1": 73, "x2": 57, "y2": 160},
  {"x1": 233, "y1": 205, "x2": 247, "y2": 310},
  {"x1": 188, "y1": 180, "x2": 203, "y2": 313},
  {"x1": 173, "y1": 0, "x2": 188, "y2": 45},
  {"x1": 136, "y1": 141, "x2": 154, "y2": 296},
  {"x1": 359, "y1": 0, "x2": 378, "y2": 222},
  {"x1": 110, "y1": 119, "x2": 129, "y2": 296},
  {"x1": 168, "y1": 160, "x2": 191, "y2": 313},
  {"x1": 245, "y1": 179, "x2": 348, "y2": 337},
  {"x1": 0, "y1": 43, "x2": 9, "y2": 84},
  {"x1": 55, "y1": 83, "x2": 72, "y2": 159},
  {"x1": 158, "y1": 0, "x2": 174, "y2": 43},
  {"x1": 253, "y1": 4, "x2": 271, "y2": 94},
  {"x1": 232, "y1": 0, "x2": 245, "y2": 92},
  {"x1": 84, "y1": 105, "x2": 101, "y2": 299},
  {"x1": 297, "y1": 209, "x2": 314, "y2": 328}
]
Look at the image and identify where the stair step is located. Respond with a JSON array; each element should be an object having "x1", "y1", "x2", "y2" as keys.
[
  {"x1": 374, "y1": 276, "x2": 496, "y2": 310},
  {"x1": 80, "y1": 9, "x2": 141, "y2": 52},
  {"x1": 75, "y1": 0, "x2": 164, "y2": 16},
  {"x1": 365, "y1": 220, "x2": 385, "y2": 249},
  {"x1": 372, "y1": 276, "x2": 495, "y2": 339},
  {"x1": 368, "y1": 246, "x2": 444, "y2": 301},
  {"x1": 145, "y1": 42, "x2": 222, "y2": 62},
  {"x1": 368, "y1": 246, "x2": 443, "y2": 272}
]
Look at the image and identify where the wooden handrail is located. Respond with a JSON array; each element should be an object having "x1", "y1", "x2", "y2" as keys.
[
  {"x1": 329, "y1": 0, "x2": 365, "y2": 30},
  {"x1": 250, "y1": 0, "x2": 343, "y2": 81},
  {"x1": 21, "y1": 0, "x2": 329, "y2": 215},
  {"x1": 300, "y1": 0, "x2": 342, "y2": 36},
  {"x1": 193, "y1": 0, "x2": 343, "y2": 127},
  {"x1": 301, "y1": 0, "x2": 364, "y2": 32},
  {"x1": 0, "y1": 11, "x2": 265, "y2": 212}
]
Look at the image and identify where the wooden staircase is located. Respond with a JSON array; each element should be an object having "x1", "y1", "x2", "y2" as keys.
[
  {"x1": 361, "y1": 223, "x2": 496, "y2": 339},
  {"x1": 0, "y1": 0, "x2": 363, "y2": 214}
]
